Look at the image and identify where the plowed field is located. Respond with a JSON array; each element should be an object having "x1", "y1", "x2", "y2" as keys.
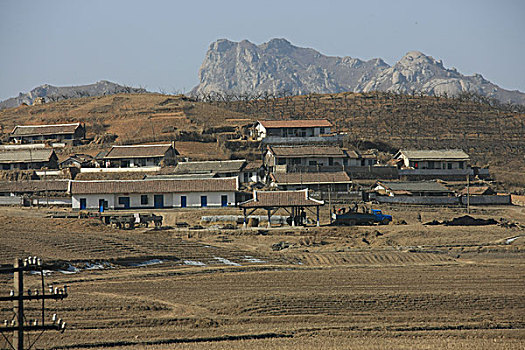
[{"x1": 0, "y1": 206, "x2": 523, "y2": 349}]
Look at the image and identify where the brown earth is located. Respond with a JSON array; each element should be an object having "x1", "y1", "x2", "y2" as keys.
[
  {"x1": 0, "y1": 91, "x2": 524, "y2": 189},
  {"x1": 0, "y1": 205, "x2": 523, "y2": 349}
]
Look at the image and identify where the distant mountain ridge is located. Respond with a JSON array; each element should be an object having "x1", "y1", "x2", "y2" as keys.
[
  {"x1": 0, "y1": 80, "x2": 147, "y2": 110},
  {"x1": 192, "y1": 38, "x2": 525, "y2": 105}
]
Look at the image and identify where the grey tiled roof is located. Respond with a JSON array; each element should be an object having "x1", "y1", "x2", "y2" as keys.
[
  {"x1": 173, "y1": 160, "x2": 246, "y2": 174},
  {"x1": 269, "y1": 145, "x2": 346, "y2": 157},
  {"x1": 397, "y1": 149, "x2": 470, "y2": 161},
  {"x1": 11, "y1": 123, "x2": 81, "y2": 137},
  {"x1": 271, "y1": 172, "x2": 351, "y2": 185},
  {"x1": 104, "y1": 144, "x2": 176, "y2": 159},
  {"x1": 239, "y1": 189, "x2": 324, "y2": 208},
  {"x1": 0, "y1": 149, "x2": 55, "y2": 163},
  {"x1": 378, "y1": 181, "x2": 451, "y2": 193},
  {"x1": 70, "y1": 177, "x2": 238, "y2": 194}
]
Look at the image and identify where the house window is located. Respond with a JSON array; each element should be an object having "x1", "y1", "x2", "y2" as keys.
[
  {"x1": 448, "y1": 163, "x2": 452, "y2": 169},
  {"x1": 414, "y1": 162, "x2": 418, "y2": 169},
  {"x1": 277, "y1": 158, "x2": 286, "y2": 165},
  {"x1": 309, "y1": 161, "x2": 317, "y2": 166},
  {"x1": 118, "y1": 197, "x2": 130, "y2": 209},
  {"x1": 141, "y1": 195, "x2": 148, "y2": 205},
  {"x1": 328, "y1": 157, "x2": 334, "y2": 166},
  {"x1": 459, "y1": 162, "x2": 464, "y2": 169}
]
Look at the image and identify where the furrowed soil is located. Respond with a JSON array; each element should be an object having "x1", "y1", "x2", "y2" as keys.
[{"x1": 0, "y1": 206, "x2": 524, "y2": 349}]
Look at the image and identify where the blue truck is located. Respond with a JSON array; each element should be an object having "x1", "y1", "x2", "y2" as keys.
[{"x1": 332, "y1": 207, "x2": 392, "y2": 226}]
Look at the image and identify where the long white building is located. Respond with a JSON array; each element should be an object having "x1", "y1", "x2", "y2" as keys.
[{"x1": 69, "y1": 177, "x2": 238, "y2": 210}]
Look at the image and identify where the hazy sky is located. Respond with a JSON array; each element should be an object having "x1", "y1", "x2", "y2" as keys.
[{"x1": 1, "y1": 0, "x2": 524, "y2": 100}]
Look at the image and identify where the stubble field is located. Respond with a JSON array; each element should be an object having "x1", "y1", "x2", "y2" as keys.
[{"x1": 0, "y1": 205, "x2": 523, "y2": 349}]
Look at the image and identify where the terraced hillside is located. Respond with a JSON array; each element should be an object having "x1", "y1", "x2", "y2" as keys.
[
  {"x1": 0, "y1": 91, "x2": 524, "y2": 187},
  {"x1": 213, "y1": 91, "x2": 525, "y2": 187}
]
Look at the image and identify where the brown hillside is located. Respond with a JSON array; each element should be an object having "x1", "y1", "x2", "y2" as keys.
[
  {"x1": 210, "y1": 91, "x2": 525, "y2": 189},
  {"x1": 0, "y1": 91, "x2": 523, "y2": 188}
]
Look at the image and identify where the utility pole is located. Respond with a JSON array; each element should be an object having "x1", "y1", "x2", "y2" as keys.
[
  {"x1": 465, "y1": 174, "x2": 470, "y2": 214},
  {"x1": 0, "y1": 257, "x2": 68, "y2": 350}
]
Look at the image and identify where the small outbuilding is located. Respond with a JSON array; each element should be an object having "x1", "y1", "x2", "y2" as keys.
[
  {"x1": 0, "y1": 148, "x2": 58, "y2": 170},
  {"x1": 103, "y1": 143, "x2": 178, "y2": 168},
  {"x1": 9, "y1": 122, "x2": 85, "y2": 145},
  {"x1": 239, "y1": 189, "x2": 324, "y2": 227}
]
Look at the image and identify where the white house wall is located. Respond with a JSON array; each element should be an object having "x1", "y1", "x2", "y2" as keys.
[{"x1": 72, "y1": 191, "x2": 236, "y2": 210}]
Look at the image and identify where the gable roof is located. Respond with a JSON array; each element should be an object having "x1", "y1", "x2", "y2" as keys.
[
  {"x1": 268, "y1": 145, "x2": 346, "y2": 158},
  {"x1": 459, "y1": 186, "x2": 494, "y2": 195},
  {"x1": 173, "y1": 160, "x2": 246, "y2": 174},
  {"x1": 258, "y1": 119, "x2": 332, "y2": 129},
  {"x1": 239, "y1": 189, "x2": 324, "y2": 208},
  {"x1": 104, "y1": 144, "x2": 177, "y2": 159},
  {"x1": 271, "y1": 172, "x2": 351, "y2": 185},
  {"x1": 396, "y1": 149, "x2": 470, "y2": 161},
  {"x1": 377, "y1": 181, "x2": 452, "y2": 193},
  {"x1": 69, "y1": 177, "x2": 238, "y2": 195},
  {"x1": 10, "y1": 123, "x2": 82, "y2": 137},
  {"x1": 0, "y1": 180, "x2": 69, "y2": 193},
  {"x1": 0, "y1": 149, "x2": 56, "y2": 164}
]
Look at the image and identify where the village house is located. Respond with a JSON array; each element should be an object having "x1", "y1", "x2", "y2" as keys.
[
  {"x1": 103, "y1": 143, "x2": 178, "y2": 168},
  {"x1": 9, "y1": 122, "x2": 86, "y2": 145},
  {"x1": 264, "y1": 145, "x2": 350, "y2": 173},
  {"x1": 269, "y1": 171, "x2": 352, "y2": 193},
  {"x1": 394, "y1": 149, "x2": 474, "y2": 180},
  {"x1": 69, "y1": 177, "x2": 238, "y2": 210},
  {"x1": 166, "y1": 159, "x2": 265, "y2": 184},
  {"x1": 0, "y1": 180, "x2": 69, "y2": 197},
  {"x1": 372, "y1": 181, "x2": 454, "y2": 197},
  {"x1": 254, "y1": 119, "x2": 333, "y2": 141},
  {"x1": 0, "y1": 148, "x2": 58, "y2": 170},
  {"x1": 59, "y1": 154, "x2": 96, "y2": 169}
]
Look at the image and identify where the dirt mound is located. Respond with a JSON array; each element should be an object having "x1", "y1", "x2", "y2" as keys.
[{"x1": 425, "y1": 215, "x2": 498, "y2": 226}]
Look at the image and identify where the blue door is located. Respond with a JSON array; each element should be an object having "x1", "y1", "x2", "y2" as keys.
[
  {"x1": 180, "y1": 196, "x2": 187, "y2": 208},
  {"x1": 154, "y1": 195, "x2": 164, "y2": 208},
  {"x1": 221, "y1": 195, "x2": 228, "y2": 207},
  {"x1": 200, "y1": 195, "x2": 207, "y2": 207},
  {"x1": 80, "y1": 198, "x2": 87, "y2": 210}
]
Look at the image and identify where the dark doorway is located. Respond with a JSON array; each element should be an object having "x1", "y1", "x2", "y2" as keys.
[
  {"x1": 154, "y1": 194, "x2": 164, "y2": 208},
  {"x1": 180, "y1": 196, "x2": 187, "y2": 208}
]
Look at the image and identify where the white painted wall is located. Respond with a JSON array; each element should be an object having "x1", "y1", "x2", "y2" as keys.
[{"x1": 72, "y1": 191, "x2": 236, "y2": 210}]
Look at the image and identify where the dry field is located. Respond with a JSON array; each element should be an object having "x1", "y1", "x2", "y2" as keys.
[{"x1": 0, "y1": 205, "x2": 524, "y2": 349}]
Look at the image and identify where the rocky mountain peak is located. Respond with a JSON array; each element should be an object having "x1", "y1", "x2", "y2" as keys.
[{"x1": 191, "y1": 38, "x2": 525, "y2": 105}]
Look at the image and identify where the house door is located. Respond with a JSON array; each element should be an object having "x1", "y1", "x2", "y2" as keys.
[
  {"x1": 221, "y1": 195, "x2": 228, "y2": 207},
  {"x1": 98, "y1": 199, "x2": 107, "y2": 212},
  {"x1": 79, "y1": 198, "x2": 87, "y2": 210},
  {"x1": 180, "y1": 196, "x2": 187, "y2": 208},
  {"x1": 200, "y1": 196, "x2": 207, "y2": 207},
  {"x1": 154, "y1": 195, "x2": 164, "y2": 208}
]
